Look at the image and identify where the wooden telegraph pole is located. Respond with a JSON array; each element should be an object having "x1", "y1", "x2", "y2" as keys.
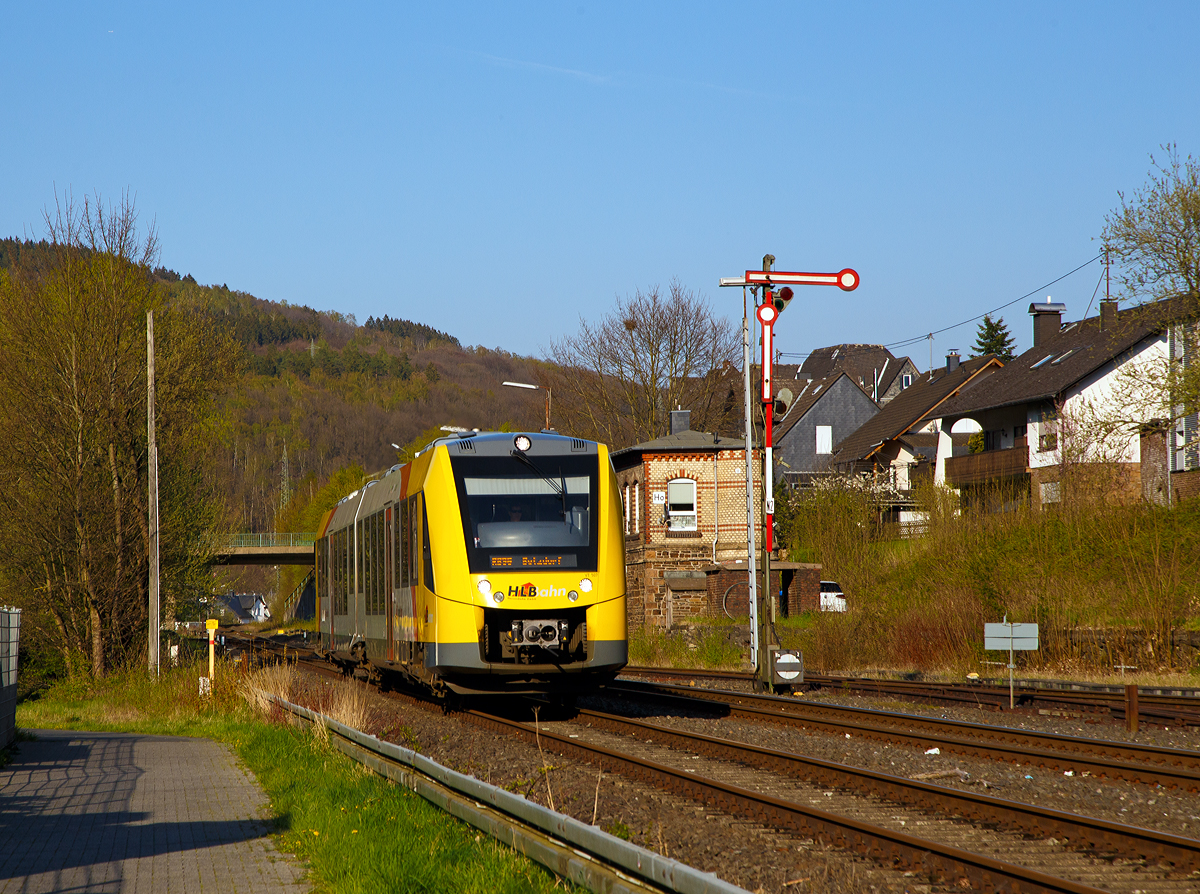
[{"x1": 148, "y1": 311, "x2": 160, "y2": 676}]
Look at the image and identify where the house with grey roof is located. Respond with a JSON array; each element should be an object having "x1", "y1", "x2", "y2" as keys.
[
  {"x1": 797, "y1": 344, "x2": 920, "y2": 404},
  {"x1": 831, "y1": 351, "x2": 1004, "y2": 491},
  {"x1": 772, "y1": 371, "x2": 880, "y2": 483},
  {"x1": 934, "y1": 297, "x2": 1200, "y2": 507}
]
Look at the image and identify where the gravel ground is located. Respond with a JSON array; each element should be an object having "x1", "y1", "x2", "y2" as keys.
[
  {"x1": 287, "y1": 667, "x2": 1200, "y2": 894},
  {"x1": 607, "y1": 681, "x2": 1200, "y2": 838}
]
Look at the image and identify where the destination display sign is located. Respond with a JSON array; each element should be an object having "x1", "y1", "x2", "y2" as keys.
[{"x1": 490, "y1": 554, "x2": 578, "y2": 569}]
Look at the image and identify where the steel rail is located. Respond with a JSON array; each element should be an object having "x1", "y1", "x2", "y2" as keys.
[
  {"x1": 460, "y1": 707, "x2": 1110, "y2": 894},
  {"x1": 609, "y1": 681, "x2": 1200, "y2": 790},
  {"x1": 621, "y1": 666, "x2": 1200, "y2": 724},
  {"x1": 571, "y1": 704, "x2": 1200, "y2": 874}
]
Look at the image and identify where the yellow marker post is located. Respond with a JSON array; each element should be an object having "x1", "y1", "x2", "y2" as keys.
[{"x1": 205, "y1": 619, "x2": 219, "y2": 692}]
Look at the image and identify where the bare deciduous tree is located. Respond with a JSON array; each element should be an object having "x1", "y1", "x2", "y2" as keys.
[
  {"x1": 544, "y1": 280, "x2": 740, "y2": 448},
  {"x1": 0, "y1": 192, "x2": 239, "y2": 676},
  {"x1": 1104, "y1": 144, "x2": 1200, "y2": 301}
]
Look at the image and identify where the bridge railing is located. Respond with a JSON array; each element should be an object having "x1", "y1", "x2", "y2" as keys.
[{"x1": 222, "y1": 533, "x2": 316, "y2": 549}]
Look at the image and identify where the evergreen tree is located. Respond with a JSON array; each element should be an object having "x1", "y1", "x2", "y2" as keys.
[{"x1": 972, "y1": 314, "x2": 1017, "y2": 362}]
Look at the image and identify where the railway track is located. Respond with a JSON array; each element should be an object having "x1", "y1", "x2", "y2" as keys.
[
  {"x1": 230, "y1": 631, "x2": 1200, "y2": 893},
  {"x1": 621, "y1": 666, "x2": 1200, "y2": 727},
  {"x1": 608, "y1": 680, "x2": 1200, "y2": 790}
]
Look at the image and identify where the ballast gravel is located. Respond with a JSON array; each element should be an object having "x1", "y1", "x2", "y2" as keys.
[{"x1": 287, "y1": 669, "x2": 1200, "y2": 894}]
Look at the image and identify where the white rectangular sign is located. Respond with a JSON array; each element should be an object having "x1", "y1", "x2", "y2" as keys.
[
  {"x1": 651, "y1": 491, "x2": 666, "y2": 505},
  {"x1": 984, "y1": 622, "x2": 1039, "y2": 652}
]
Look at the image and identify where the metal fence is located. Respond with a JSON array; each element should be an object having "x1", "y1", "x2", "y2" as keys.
[
  {"x1": 222, "y1": 533, "x2": 315, "y2": 549},
  {"x1": 1, "y1": 607, "x2": 19, "y2": 749}
]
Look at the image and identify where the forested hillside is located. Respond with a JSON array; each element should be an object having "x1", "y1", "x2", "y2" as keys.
[{"x1": 0, "y1": 238, "x2": 550, "y2": 537}]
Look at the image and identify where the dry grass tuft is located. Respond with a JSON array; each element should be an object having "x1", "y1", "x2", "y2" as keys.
[
  {"x1": 238, "y1": 662, "x2": 295, "y2": 716},
  {"x1": 319, "y1": 679, "x2": 371, "y2": 731}
]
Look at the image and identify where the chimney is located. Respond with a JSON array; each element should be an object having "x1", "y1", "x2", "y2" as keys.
[
  {"x1": 1029, "y1": 301, "x2": 1067, "y2": 347},
  {"x1": 946, "y1": 350, "x2": 961, "y2": 373},
  {"x1": 669, "y1": 409, "x2": 691, "y2": 435},
  {"x1": 1100, "y1": 299, "x2": 1118, "y2": 331}
]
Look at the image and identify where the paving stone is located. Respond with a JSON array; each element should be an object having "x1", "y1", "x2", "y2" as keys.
[{"x1": 0, "y1": 730, "x2": 308, "y2": 893}]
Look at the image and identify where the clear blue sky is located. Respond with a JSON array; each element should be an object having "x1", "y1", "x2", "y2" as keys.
[{"x1": 4, "y1": 2, "x2": 1198, "y2": 368}]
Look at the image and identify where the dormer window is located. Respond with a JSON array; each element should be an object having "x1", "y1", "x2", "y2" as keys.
[{"x1": 902, "y1": 374, "x2": 912, "y2": 388}]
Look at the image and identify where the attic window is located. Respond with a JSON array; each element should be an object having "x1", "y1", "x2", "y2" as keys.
[
  {"x1": 1051, "y1": 349, "x2": 1074, "y2": 365},
  {"x1": 1031, "y1": 354, "x2": 1054, "y2": 369},
  {"x1": 902, "y1": 374, "x2": 912, "y2": 388}
]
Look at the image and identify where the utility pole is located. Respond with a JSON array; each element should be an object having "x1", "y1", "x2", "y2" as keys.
[
  {"x1": 740, "y1": 287, "x2": 759, "y2": 673},
  {"x1": 147, "y1": 311, "x2": 160, "y2": 676}
]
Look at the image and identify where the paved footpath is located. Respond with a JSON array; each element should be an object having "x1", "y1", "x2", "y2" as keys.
[{"x1": 0, "y1": 730, "x2": 309, "y2": 894}]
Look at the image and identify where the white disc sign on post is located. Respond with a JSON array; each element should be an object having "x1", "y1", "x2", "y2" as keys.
[{"x1": 984, "y1": 617, "x2": 1039, "y2": 709}]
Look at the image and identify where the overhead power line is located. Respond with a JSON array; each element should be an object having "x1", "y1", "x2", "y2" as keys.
[{"x1": 883, "y1": 255, "x2": 1102, "y2": 351}]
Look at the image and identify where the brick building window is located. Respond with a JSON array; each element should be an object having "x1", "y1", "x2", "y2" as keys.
[
  {"x1": 633, "y1": 482, "x2": 640, "y2": 533},
  {"x1": 666, "y1": 478, "x2": 697, "y2": 531}
]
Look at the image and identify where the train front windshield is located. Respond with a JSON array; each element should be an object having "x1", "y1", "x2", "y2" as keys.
[{"x1": 452, "y1": 454, "x2": 599, "y2": 572}]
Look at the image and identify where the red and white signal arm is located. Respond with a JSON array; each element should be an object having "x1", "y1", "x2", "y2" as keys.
[{"x1": 745, "y1": 268, "x2": 859, "y2": 291}]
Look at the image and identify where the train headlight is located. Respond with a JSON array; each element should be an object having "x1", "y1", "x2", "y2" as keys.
[
  {"x1": 513, "y1": 434, "x2": 532, "y2": 452},
  {"x1": 493, "y1": 590, "x2": 504, "y2": 604},
  {"x1": 567, "y1": 590, "x2": 579, "y2": 602},
  {"x1": 477, "y1": 579, "x2": 492, "y2": 597},
  {"x1": 579, "y1": 578, "x2": 593, "y2": 593}
]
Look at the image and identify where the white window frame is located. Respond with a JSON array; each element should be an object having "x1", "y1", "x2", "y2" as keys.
[
  {"x1": 634, "y1": 482, "x2": 640, "y2": 534},
  {"x1": 815, "y1": 425, "x2": 833, "y2": 455},
  {"x1": 623, "y1": 485, "x2": 630, "y2": 535},
  {"x1": 666, "y1": 477, "x2": 697, "y2": 531}
]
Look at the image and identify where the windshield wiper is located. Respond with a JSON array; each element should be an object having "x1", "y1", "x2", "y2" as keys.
[{"x1": 509, "y1": 450, "x2": 568, "y2": 517}]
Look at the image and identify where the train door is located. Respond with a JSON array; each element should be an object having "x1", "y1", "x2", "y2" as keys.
[{"x1": 385, "y1": 505, "x2": 395, "y2": 662}]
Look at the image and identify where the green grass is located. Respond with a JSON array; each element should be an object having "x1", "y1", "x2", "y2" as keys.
[
  {"x1": 628, "y1": 624, "x2": 747, "y2": 669},
  {"x1": 777, "y1": 482, "x2": 1200, "y2": 675},
  {"x1": 16, "y1": 662, "x2": 580, "y2": 894}
]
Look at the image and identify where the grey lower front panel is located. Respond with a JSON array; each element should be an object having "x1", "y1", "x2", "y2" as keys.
[{"x1": 424, "y1": 640, "x2": 628, "y2": 695}]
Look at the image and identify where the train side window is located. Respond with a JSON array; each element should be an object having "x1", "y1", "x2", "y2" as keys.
[
  {"x1": 421, "y1": 494, "x2": 436, "y2": 595},
  {"x1": 372, "y1": 511, "x2": 383, "y2": 615},
  {"x1": 409, "y1": 498, "x2": 419, "y2": 588},
  {"x1": 403, "y1": 499, "x2": 412, "y2": 590},
  {"x1": 393, "y1": 502, "x2": 402, "y2": 589},
  {"x1": 341, "y1": 529, "x2": 349, "y2": 614},
  {"x1": 355, "y1": 519, "x2": 363, "y2": 596}
]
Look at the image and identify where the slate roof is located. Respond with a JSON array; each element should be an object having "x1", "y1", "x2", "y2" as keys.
[
  {"x1": 799, "y1": 344, "x2": 913, "y2": 396},
  {"x1": 831, "y1": 355, "x2": 1002, "y2": 465},
  {"x1": 773, "y1": 372, "x2": 873, "y2": 442},
  {"x1": 611, "y1": 428, "x2": 746, "y2": 463},
  {"x1": 938, "y1": 297, "x2": 1195, "y2": 418}
]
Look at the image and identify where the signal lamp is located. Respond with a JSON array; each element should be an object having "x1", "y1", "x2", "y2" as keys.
[
  {"x1": 772, "y1": 286, "x2": 794, "y2": 313},
  {"x1": 579, "y1": 578, "x2": 593, "y2": 593},
  {"x1": 477, "y1": 579, "x2": 492, "y2": 597},
  {"x1": 568, "y1": 590, "x2": 579, "y2": 602}
]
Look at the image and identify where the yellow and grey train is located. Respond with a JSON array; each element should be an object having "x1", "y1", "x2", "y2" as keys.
[{"x1": 314, "y1": 431, "x2": 627, "y2": 695}]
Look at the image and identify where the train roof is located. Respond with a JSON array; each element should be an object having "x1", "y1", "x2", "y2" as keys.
[
  {"x1": 322, "y1": 432, "x2": 603, "y2": 534},
  {"x1": 420, "y1": 430, "x2": 599, "y2": 459}
]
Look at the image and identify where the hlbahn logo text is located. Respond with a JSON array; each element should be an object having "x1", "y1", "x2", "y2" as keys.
[{"x1": 508, "y1": 583, "x2": 565, "y2": 598}]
